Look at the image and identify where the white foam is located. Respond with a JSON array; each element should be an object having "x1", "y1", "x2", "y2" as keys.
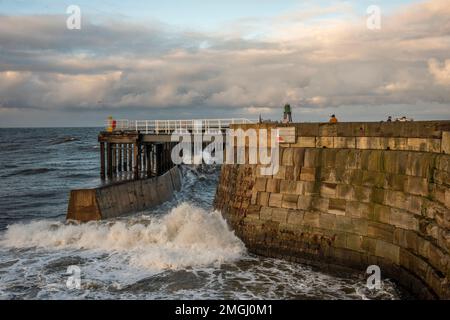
[{"x1": 0, "y1": 203, "x2": 246, "y2": 271}]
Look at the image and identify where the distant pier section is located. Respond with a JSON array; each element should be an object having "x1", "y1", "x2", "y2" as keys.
[{"x1": 98, "y1": 118, "x2": 254, "y2": 180}]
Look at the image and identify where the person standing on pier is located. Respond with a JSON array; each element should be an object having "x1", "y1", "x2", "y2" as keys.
[{"x1": 329, "y1": 114, "x2": 338, "y2": 123}]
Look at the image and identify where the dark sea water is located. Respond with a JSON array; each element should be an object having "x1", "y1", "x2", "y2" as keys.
[{"x1": 0, "y1": 128, "x2": 407, "y2": 299}]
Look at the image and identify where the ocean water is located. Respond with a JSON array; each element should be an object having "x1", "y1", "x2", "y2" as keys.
[{"x1": 0, "y1": 128, "x2": 407, "y2": 299}]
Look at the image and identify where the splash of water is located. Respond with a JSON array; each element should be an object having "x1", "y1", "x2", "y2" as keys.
[{"x1": 1, "y1": 203, "x2": 246, "y2": 271}]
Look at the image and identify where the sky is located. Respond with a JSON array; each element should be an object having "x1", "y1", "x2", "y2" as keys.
[{"x1": 0, "y1": 0, "x2": 449, "y2": 127}]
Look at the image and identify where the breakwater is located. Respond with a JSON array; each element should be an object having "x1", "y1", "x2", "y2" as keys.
[
  {"x1": 67, "y1": 166, "x2": 182, "y2": 221},
  {"x1": 214, "y1": 121, "x2": 450, "y2": 299}
]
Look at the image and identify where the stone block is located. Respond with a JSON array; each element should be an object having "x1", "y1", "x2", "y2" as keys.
[
  {"x1": 328, "y1": 198, "x2": 346, "y2": 216},
  {"x1": 334, "y1": 137, "x2": 356, "y2": 149},
  {"x1": 320, "y1": 183, "x2": 337, "y2": 198},
  {"x1": 373, "y1": 204, "x2": 390, "y2": 224},
  {"x1": 375, "y1": 240, "x2": 400, "y2": 264},
  {"x1": 386, "y1": 138, "x2": 408, "y2": 151},
  {"x1": 303, "y1": 211, "x2": 320, "y2": 228},
  {"x1": 319, "y1": 213, "x2": 336, "y2": 229},
  {"x1": 346, "y1": 234, "x2": 363, "y2": 252},
  {"x1": 266, "y1": 179, "x2": 281, "y2": 193},
  {"x1": 296, "y1": 181, "x2": 316, "y2": 195},
  {"x1": 368, "y1": 221, "x2": 395, "y2": 242},
  {"x1": 282, "y1": 194, "x2": 299, "y2": 209},
  {"x1": 287, "y1": 210, "x2": 305, "y2": 225},
  {"x1": 316, "y1": 137, "x2": 334, "y2": 148},
  {"x1": 321, "y1": 149, "x2": 338, "y2": 167},
  {"x1": 384, "y1": 190, "x2": 409, "y2": 211},
  {"x1": 292, "y1": 148, "x2": 306, "y2": 166},
  {"x1": 361, "y1": 237, "x2": 377, "y2": 254},
  {"x1": 442, "y1": 132, "x2": 450, "y2": 154},
  {"x1": 356, "y1": 137, "x2": 386, "y2": 150},
  {"x1": 312, "y1": 197, "x2": 330, "y2": 212},
  {"x1": 258, "y1": 192, "x2": 270, "y2": 206},
  {"x1": 389, "y1": 208, "x2": 418, "y2": 231},
  {"x1": 405, "y1": 176, "x2": 429, "y2": 197},
  {"x1": 336, "y1": 184, "x2": 353, "y2": 201},
  {"x1": 281, "y1": 148, "x2": 294, "y2": 166},
  {"x1": 296, "y1": 123, "x2": 319, "y2": 137},
  {"x1": 280, "y1": 180, "x2": 298, "y2": 195},
  {"x1": 260, "y1": 207, "x2": 273, "y2": 220},
  {"x1": 352, "y1": 186, "x2": 372, "y2": 203},
  {"x1": 254, "y1": 177, "x2": 267, "y2": 192},
  {"x1": 407, "y1": 138, "x2": 431, "y2": 152},
  {"x1": 319, "y1": 123, "x2": 338, "y2": 136},
  {"x1": 297, "y1": 195, "x2": 313, "y2": 210},
  {"x1": 335, "y1": 216, "x2": 354, "y2": 232},
  {"x1": 304, "y1": 149, "x2": 321, "y2": 167},
  {"x1": 345, "y1": 150, "x2": 362, "y2": 169},
  {"x1": 293, "y1": 137, "x2": 316, "y2": 148},
  {"x1": 251, "y1": 190, "x2": 258, "y2": 205},
  {"x1": 274, "y1": 166, "x2": 286, "y2": 179},
  {"x1": 352, "y1": 218, "x2": 369, "y2": 235},
  {"x1": 271, "y1": 208, "x2": 289, "y2": 223},
  {"x1": 384, "y1": 173, "x2": 407, "y2": 191},
  {"x1": 285, "y1": 166, "x2": 295, "y2": 180},
  {"x1": 405, "y1": 152, "x2": 436, "y2": 178},
  {"x1": 427, "y1": 139, "x2": 441, "y2": 153},
  {"x1": 345, "y1": 201, "x2": 373, "y2": 219},
  {"x1": 362, "y1": 171, "x2": 385, "y2": 188},
  {"x1": 300, "y1": 167, "x2": 316, "y2": 181},
  {"x1": 370, "y1": 188, "x2": 385, "y2": 204},
  {"x1": 268, "y1": 193, "x2": 283, "y2": 207}
]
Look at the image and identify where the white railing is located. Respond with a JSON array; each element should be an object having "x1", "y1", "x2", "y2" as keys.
[{"x1": 106, "y1": 118, "x2": 256, "y2": 134}]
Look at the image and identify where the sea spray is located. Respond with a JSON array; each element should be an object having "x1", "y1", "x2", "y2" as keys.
[{"x1": 1, "y1": 203, "x2": 246, "y2": 270}]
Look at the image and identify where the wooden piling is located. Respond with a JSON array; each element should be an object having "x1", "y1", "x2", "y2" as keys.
[
  {"x1": 100, "y1": 142, "x2": 105, "y2": 179},
  {"x1": 112, "y1": 144, "x2": 117, "y2": 175},
  {"x1": 133, "y1": 142, "x2": 139, "y2": 179},
  {"x1": 107, "y1": 142, "x2": 113, "y2": 178},
  {"x1": 127, "y1": 144, "x2": 132, "y2": 172}
]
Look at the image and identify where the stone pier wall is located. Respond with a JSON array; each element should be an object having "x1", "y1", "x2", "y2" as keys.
[
  {"x1": 67, "y1": 166, "x2": 182, "y2": 221},
  {"x1": 214, "y1": 121, "x2": 450, "y2": 299}
]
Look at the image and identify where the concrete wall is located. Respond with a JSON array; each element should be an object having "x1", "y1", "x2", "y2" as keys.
[
  {"x1": 214, "y1": 121, "x2": 450, "y2": 299},
  {"x1": 67, "y1": 166, "x2": 182, "y2": 221}
]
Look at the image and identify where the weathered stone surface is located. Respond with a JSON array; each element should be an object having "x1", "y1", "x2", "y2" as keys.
[
  {"x1": 300, "y1": 167, "x2": 316, "y2": 181},
  {"x1": 282, "y1": 194, "x2": 299, "y2": 209},
  {"x1": 334, "y1": 137, "x2": 356, "y2": 149},
  {"x1": 215, "y1": 121, "x2": 450, "y2": 299},
  {"x1": 316, "y1": 137, "x2": 334, "y2": 148},
  {"x1": 293, "y1": 137, "x2": 316, "y2": 148},
  {"x1": 254, "y1": 177, "x2": 267, "y2": 192},
  {"x1": 266, "y1": 179, "x2": 281, "y2": 193},
  {"x1": 268, "y1": 193, "x2": 283, "y2": 207},
  {"x1": 442, "y1": 132, "x2": 450, "y2": 154}
]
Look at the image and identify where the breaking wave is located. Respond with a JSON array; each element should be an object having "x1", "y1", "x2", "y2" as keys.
[{"x1": 1, "y1": 203, "x2": 246, "y2": 271}]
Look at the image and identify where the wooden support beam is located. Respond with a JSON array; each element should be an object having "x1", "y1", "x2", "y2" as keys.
[
  {"x1": 146, "y1": 144, "x2": 152, "y2": 177},
  {"x1": 107, "y1": 143, "x2": 113, "y2": 178},
  {"x1": 100, "y1": 142, "x2": 105, "y2": 179},
  {"x1": 128, "y1": 144, "x2": 133, "y2": 172},
  {"x1": 133, "y1": 143, "x2": 140, "y2": 179},
  {"x1": 112, "y1": 144, "x2": 117, "y2": 175}
]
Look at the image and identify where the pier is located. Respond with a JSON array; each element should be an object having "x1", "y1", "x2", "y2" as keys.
[{"x1": 98, "y1": 118, "x2": 254, "y2": 180}]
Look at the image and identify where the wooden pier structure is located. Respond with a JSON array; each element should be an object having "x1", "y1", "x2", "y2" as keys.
[{"x1": 98, "y1": 119, "x2": 254, "y2": 180}]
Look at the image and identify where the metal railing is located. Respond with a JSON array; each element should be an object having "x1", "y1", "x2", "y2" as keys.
[{"x1": 107, "y1": 118, "x2": 256, "y2": 134}]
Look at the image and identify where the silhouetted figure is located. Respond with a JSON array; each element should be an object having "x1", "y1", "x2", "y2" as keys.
[
  {"x1": 329, "y1": 114, "x2": 338, "y2": 123},
  {"x1": 387, "y1": 116, "x2": 392, "y2": 122}
]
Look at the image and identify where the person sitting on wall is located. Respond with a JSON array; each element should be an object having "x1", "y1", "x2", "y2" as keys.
[
  {"x1": 329, "y1": 114, "x2": 338, "y2": 123},
  {"x1": 387, "y1": 116, "x2": 392, "y2": 122}
]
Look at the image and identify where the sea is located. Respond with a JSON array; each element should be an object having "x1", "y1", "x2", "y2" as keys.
[{"x1": 0, "y1": 128, "x2": 408, "y2": 299}]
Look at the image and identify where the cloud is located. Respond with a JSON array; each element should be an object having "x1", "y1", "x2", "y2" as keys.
[{"x1": 0, "y1": 0, "x2": 449, "y2": 124}]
